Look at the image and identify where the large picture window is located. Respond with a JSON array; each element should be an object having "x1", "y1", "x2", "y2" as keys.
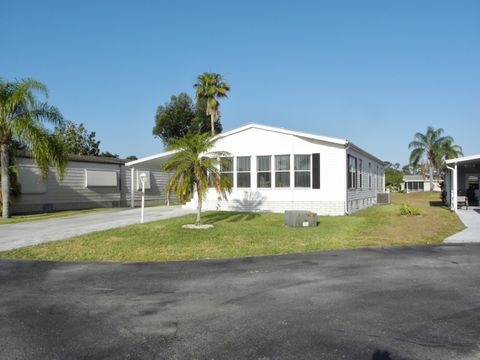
[
  {"x1": 275, "y1": 155, "x2": 290, "y2": 188},
  {"x1": 294, "y1": 155, "x2": 311, "y2": 188},
  {"x1": 237, "y1": 157, "x2": 251, "y2": 188},
  {"x1": 220, "y1": 157, "x2": 233, "y2": 186},
  {"x1": 348, "y1": 155, "x2": 357, "y2": 189},
  {"x1": 257, "y1": 156, "x2": 271, "y2": 188}
]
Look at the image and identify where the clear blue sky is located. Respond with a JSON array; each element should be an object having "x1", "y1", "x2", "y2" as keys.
[{"x1": 1, "y1": 0, "x2": 479, "y2": 164}]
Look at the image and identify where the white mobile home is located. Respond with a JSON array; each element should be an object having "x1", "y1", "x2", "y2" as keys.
[
  {"x1": 401, "y1": 175, "x2": 442, "y2": 192},
  {"x1": 128, "y1": 123, "x2": 385, "y2": 215}
]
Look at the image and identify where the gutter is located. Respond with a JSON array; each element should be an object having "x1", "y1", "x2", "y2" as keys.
[{"x1": 344, "y1": 143, "x2": 351, "y2": 215}]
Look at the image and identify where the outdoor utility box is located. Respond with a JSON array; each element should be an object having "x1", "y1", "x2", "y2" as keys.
[
  {"x1": 284, "y1": 210, "x2": 318, "y2": 227},
  {"x1": 377, "y1": 192, "x2": 391, "y2": 204}
]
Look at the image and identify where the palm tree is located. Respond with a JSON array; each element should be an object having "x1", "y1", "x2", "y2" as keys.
[
  {"x1": 439, "y1": 138, "x2": 463, "y2": 161},
  {"x1": 163, "y1": 133, "x2": 232, "y2": 226},
  {"x1": 0, "y1": 78, "x2": 67, "y2": 218},
  {"x1": 194, "y1": 72, "x2": 230, "y2": 136},
  {"x1": 408, "y1": 126, "x2": 453, "y2": 191}
]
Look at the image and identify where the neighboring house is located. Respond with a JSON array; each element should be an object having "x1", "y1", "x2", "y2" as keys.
[
  {"x1": 445, "y1": 154, "x2": 480, "y2": 210},
  {"x1": 13, "y1": 154, "x2": 171, "y2": 214},
  {"x1": 401, "y1": 175, "x2": 442, "y2": 192},
  {"x1": 127, "y1": 123, "x2": 385, "y2": 215}
]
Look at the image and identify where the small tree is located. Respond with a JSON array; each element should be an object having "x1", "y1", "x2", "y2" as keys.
[
  {"x1": 152, "y1": 93, "x2": 222, "y2": 145},
  {"x1": 0, "y1": 78, "x2": 67, "y2": 218},
  {"x1": 53, "y1": 120, "x2": 101, "y2": 156},
  {"x1": 385, "y1": 165, "x2": 404, "y2": 191},
  {"x1": 162, "y1": 133, "x2": 231, "y2": 226}
]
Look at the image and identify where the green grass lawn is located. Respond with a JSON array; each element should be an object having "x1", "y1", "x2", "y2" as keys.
[
  {"x1": 0, "y1": 192, "x2": 463, "y2": 262},
  {"x1": 0, "y1": 207, "x2": 119, "y2": 225}
]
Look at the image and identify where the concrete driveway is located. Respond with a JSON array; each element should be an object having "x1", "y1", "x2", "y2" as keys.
[
  {"x1": 444, "y1": 208, "x2": 480, "y2": 243},
  {"x1": 0, "y1": 206, "x2": 195, "y2": 251},
  {"x1": 1, "y1": 244, "x2": 480, "y2": 359}
]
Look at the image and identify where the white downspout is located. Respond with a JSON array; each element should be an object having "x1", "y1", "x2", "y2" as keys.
[
  {"x1": 130, "y1": 167, "x2": 135, "y2": 208},
  {"x1": 446, "y1": 164, "x2": 457, "y2": 212},
  {"x1": 344, "y1": 143, "x2": 350, "y2": 215}
]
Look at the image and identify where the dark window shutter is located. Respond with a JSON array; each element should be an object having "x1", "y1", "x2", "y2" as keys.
[{"x1": 312, "y1": 153, "x2": 320, "y2": 189}]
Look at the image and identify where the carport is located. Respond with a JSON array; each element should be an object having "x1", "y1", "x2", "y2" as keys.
[
  {"x1": 125, "y1": 150, "x2": 176, "y2": 208},
  {"x1": 445, "y1": 154, "x2": 480, "y2": 211}
]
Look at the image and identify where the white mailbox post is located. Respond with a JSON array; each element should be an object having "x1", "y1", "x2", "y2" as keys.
[{"x1": 139, "y1": 172, "x2": 147, "y2": 223}]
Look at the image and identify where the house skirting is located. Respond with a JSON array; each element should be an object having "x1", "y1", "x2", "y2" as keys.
[{"x1": 184, "y1": 199, "x2": 347, "y2": 216}]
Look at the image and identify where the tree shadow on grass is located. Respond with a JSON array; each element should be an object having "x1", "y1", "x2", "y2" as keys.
[
  {"x1": 429, "y1": 201, "x2": 444, "y2": 207},
  {"x1": 202, "y1": 211, "x2": 261, "y2": 224}
]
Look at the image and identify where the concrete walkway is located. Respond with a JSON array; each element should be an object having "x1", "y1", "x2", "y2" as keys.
[
  {"x1": 444, "y1": 208, "x2": 480, "y2": 243},
  {"x1": 0, "y1": 206, "x2": 195, "y2": 251}
]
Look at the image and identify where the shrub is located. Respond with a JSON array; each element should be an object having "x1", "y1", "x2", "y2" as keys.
[{"x1": 400, "y1": 203, "x2": 421, "y2": 216}]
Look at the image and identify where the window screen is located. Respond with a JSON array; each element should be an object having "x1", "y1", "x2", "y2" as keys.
[
  {"x1": 237, "y1": 157, "x2": 251, "y2": 187},
  {"x1": 275, "y1": 155, "x2": 290, "y2": 188},
  {"x1": 257, "y1": 156, "x2": 271, "y2": 188},
  {"x1": 294, "y1": 155, "x2": 310, "y2": 188}
]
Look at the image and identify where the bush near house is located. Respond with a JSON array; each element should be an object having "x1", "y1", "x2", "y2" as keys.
[{"x1": 400, "y1": 203, "x2": 421, "y2": 216}]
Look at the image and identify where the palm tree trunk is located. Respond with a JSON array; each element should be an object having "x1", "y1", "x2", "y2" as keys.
[
  {"x1": 195, "y1": 192, "x2": 202, "y2": 225},
  {"x1": 210, "y1": 113, "x2": 215, "y2": 136},
  {"x1": 1, "y1": 143, "x2": 10, "y2": 219},
  {"x1": 428, "y1": 159, "x2": 434, "y2": 192}
]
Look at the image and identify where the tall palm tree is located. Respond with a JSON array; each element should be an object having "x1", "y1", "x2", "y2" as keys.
[
  {"x1": 0, "y1": 78, "x2": 67, "y2": 218},
  {"x1": 439, "y1": 138, "x2": 463, "y2": 161},
  {"x1": 408, "y1": 126, "x2": 452, "y2": 191},
  {"x1": 194, "y1": 72, "x2": 230, "y2": 136},
  {"x1": 163, "y1": 133, "x2": 232, "y2": 225}
]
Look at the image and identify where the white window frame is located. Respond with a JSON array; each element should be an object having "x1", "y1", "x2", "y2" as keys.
[
  {"x1": 236, "y1": 156, "x2": 251, "y2": 188},
  {"x1": 294, "y1": 154, "x2": 311, "y2": 188},
  {"x1": 256, "y1": 155, "x2": 272, "y2": 188},
  {"x1": 274, "y1": 154, "x2": 291, "y2": 188}
]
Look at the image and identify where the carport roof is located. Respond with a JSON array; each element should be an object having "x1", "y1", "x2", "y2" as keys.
[
  {"x1": 125, "y1": 150, "x2": 177, "y2": 168},
  {"x1": 446, "y1": 154, "x2": 480, "y2": 165}
]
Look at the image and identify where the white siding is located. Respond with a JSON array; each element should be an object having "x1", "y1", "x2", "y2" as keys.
[
  {"x1": 346, "y1": 147, "x2": 385, "y2": 213},
  {"x1": 12, "y1": 157, "x2": 173, "y2": 214},
  {"x1": 184, "y1": 127, "x2": 348, "y2": 215}
]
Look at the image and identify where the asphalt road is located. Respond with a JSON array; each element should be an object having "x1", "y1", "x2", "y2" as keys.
[{"x1": 1, "y1": 244, "x2": 480, "y2": 360}]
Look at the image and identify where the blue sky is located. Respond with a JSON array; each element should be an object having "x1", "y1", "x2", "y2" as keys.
[{"x1": 1, "y1": 0, "x2": 479, "y2": 164}]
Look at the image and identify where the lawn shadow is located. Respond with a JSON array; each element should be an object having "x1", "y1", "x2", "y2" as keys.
[
  {"x1": 202, "y1": 211, "x2": 261, "y2": 224},
  {"x1": 429, "y1": 201, "x2": 444, "y2": 207}
]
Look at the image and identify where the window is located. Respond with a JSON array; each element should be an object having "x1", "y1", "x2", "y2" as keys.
[
  {"x1": 257, "y1": 156, "x2": 271, "y2": 188},
  {"x1": 220, "y1": 157, "x2": 233, "y2": 186},
  {"x1": 358, "y1": 159, "x2": 363, "y2": 188},
  {"x1": 348, "y1": 155, "x2": 357, "y2": 189},
  {"x1": 236, "y1": 157, "x2": 251, "y2": 187},
  {"x1": 369, "y1": 162, "x2": 372, "y2": 189},
  {"x1": 294, "y1": 155, "x2": 311, "y2": 187},
  {"x1": 275, "y1": 155, "x2": 290, "y2": 188}
]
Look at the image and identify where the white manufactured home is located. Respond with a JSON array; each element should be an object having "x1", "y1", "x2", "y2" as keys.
[{"x1": 128, "y1": 123, "x2": 385, "y2": 216}]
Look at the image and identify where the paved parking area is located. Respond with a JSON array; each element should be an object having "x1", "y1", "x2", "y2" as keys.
[
  {"x1": 0, "y1": 206, "x2": 195, "y2": 251},
  {"x1": 444, "y1": 208, "x2": 480, "y2": 243},
  {"x1": 1, "y1": 244, "x2": 480, "y2": 359}
]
